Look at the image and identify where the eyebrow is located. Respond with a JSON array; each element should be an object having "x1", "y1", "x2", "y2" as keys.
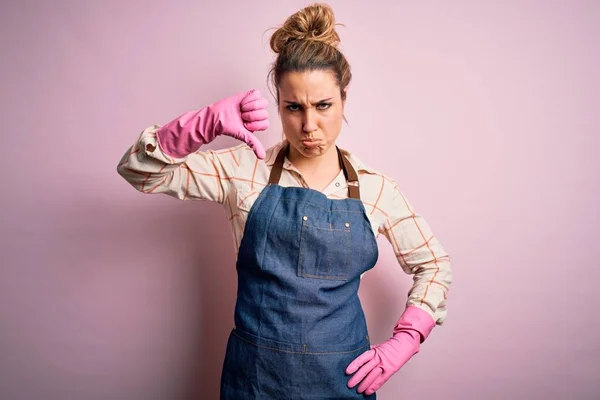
[{"x1": 283, "y1": 98, "x2": 334, "y2": 105}]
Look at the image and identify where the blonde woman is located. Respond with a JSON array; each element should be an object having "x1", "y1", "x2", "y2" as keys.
[{"x1": 117, "y1": 3, "x2": 452, "y2": 398}]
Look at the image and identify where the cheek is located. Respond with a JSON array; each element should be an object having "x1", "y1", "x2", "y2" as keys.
[
  {"x1": 322, "y1": 112, "x2": 343, "y2": 133},
  {"x1": 280, "y1": 113, "x2": 300, "y2": 131}
]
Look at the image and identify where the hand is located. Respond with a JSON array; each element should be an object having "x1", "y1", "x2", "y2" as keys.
[
  {"x1": 346, "y1": 330, "x2": 419, "y2": 395},
  {"x1": 156, "y1": 89, "x2": 269, "y2": 159},
  {"x1": 209, "y1": 89, "x2": 269, "y2": 159},
  {"x1": 346, "y1": 306, "x2": 435, "y2": 395}
]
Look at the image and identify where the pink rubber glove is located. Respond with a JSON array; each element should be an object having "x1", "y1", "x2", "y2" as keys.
[
  {"x1": 346, "y1": 306, "x2": 435, "y2": 396},
  {"x1": 156, "y1": 89, "x2": 269, "y2": 159}
]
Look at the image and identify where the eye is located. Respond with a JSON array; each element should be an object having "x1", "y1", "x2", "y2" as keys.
[
  {"x1": 316, "y1": 102, "x2": 332, "y2": 110},
  {"x1": 285, "y1": 104, "x2": 301, "y2": 112}
]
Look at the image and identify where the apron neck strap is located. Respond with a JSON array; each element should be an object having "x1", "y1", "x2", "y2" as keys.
[{"x1": 268, "y1": 143, "x2": 361, "y2": 200}]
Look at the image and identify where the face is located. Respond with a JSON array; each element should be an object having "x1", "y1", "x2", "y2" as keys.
[{"x1": 277, "y1": 70, "x2": 345, "y2": 159}]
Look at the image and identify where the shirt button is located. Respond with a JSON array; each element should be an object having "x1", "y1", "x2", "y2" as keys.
[
  {"x1": 303, "y1": 216, "x2": 308, "y2": 221},
  {"x1": 335, "y1": 182, "x2": 340, "y2": 187}
]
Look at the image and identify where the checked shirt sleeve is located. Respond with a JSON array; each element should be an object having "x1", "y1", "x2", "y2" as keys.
[{"x1": 378, "y1": 178, "x2": 453, "y2": 325}]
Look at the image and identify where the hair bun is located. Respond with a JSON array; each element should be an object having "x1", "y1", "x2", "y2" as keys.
[{"x1": 270, "y1": 3, "x2": 341, "y2": 54}]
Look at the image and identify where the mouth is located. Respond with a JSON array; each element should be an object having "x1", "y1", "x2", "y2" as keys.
[{"x1": 301, "y1": 139, "x2": 321, "y2": 148}]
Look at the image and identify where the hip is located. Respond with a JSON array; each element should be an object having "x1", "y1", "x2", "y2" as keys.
[{"x1": 220, "y1": 328, "x2": 375, "y2": 399}]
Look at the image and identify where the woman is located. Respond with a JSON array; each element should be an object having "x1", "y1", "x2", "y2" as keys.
[{"x1": 117, "y1": 3, "x2": 452, "y2": 399}]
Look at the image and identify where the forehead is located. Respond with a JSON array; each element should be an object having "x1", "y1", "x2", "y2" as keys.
[{"x1": 278, "y1": 70, "x2": 339, "y2": 100}]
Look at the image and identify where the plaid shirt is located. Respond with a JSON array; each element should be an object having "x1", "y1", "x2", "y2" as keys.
[{"x1": 118, "y1": 125, "x2": 453, "y2": 325}]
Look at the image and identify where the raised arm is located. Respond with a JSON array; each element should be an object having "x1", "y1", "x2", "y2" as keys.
[{"x1": 117, "y1": 89, "x2": 269, "y2": 203}]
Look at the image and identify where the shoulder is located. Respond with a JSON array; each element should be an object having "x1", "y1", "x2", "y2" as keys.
[
  {"x1": 340, "y1": 147, "x2": 413, "y2": 215},
  {"x1": 339, "y1": 146, "x2": 397, "y2": 187},
  {"x1": 263, "y1": 140, "x2": 287, "y2": 167}
]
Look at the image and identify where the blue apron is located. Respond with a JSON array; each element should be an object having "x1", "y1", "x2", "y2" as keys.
[{"x1": 220, "y1": 144, "x2": 379, "y2": 399}]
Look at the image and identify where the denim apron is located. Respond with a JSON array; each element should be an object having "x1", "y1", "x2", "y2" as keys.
[{"x1": 220, "y1": 144, "x2": 379, "y2": 399}]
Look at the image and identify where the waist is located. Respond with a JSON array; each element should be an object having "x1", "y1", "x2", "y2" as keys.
[{"x1": 230, "y1": 327, "x2": 370, "y2": 355}]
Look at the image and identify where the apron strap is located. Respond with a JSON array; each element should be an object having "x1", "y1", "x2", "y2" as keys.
[
  {"x1": 338, "y1": 146, "x2": 361, "y2": 200},
  {"x1": 268, "y1": 143, "x2": 361, "y2": 199},
  {"x1": 268, "y1": 144, "x2": 288, "y2": 186}
]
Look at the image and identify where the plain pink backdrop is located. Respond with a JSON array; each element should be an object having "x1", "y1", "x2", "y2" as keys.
[{"x1": 1, "y1": 0, "x2": 598, "y2": 399}]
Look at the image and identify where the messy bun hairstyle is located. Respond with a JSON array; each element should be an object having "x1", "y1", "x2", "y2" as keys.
[{"x1": 268, "y1": 3, "x2": 351, "y2": 103}]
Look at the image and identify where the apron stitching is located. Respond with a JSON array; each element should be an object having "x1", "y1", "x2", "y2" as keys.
[
  {"x1": 256, "y1": 186, "x2": 281, "y2": 339},
  {"x1": 309, "y1": 225, "x2": 351, "y2": 232},
  {"x1": 232, "y1": 330, "x2": 369, "y2": 355},
  {"x1": 298, "y1": 273, "x2": 348, "y2": 281},
  {"x1": 346, "y1": 221, "x2": 351, "y2": 272},
  {"x1": 298, "y1": 218, "x2": 305, "y2": 277}
]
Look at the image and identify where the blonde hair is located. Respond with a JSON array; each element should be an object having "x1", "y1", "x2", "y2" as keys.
[{"x1": 268, "y1": 3, "x2": 351, "y2": 103}]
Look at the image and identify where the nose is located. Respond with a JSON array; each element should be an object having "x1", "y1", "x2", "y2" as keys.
[{"x1": 302, "y1": 109, "x2": 318, "y2": 133}]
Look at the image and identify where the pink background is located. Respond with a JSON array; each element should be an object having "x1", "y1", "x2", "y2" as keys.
[{"x1": 1, "y1": 0, "x2": 598, "y2": 399}]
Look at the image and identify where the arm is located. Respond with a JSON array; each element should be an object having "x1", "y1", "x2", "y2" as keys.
[
  {"x1": 346, "y1": 178, "x2": 452, "y2": 395},
  {"x1": 117, "y1": 125, "x2": 234, "y2": 203},
  {"x1": 380, "y1": 179, "x2": 452, "y2": 325},
  {"x1": 116, "y1": 89, "x2": 269, "y2": 203}
]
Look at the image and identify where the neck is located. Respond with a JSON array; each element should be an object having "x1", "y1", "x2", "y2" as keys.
[{"x1": 288, "y1": 144, "x2": 340, "y2": 177}]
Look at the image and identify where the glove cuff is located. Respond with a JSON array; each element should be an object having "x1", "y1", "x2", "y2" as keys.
[{"x1": 393, "y1": 306, "x2": 436, "y2": 343}]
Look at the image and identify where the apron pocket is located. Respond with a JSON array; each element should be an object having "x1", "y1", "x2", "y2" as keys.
[{"x1": 297, "y1": 215, "x2": 352, "y2": 281}]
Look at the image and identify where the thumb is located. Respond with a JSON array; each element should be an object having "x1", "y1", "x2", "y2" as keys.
[{"x1": 241, "y1": 130, "x2": 266, "y2": 159}]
